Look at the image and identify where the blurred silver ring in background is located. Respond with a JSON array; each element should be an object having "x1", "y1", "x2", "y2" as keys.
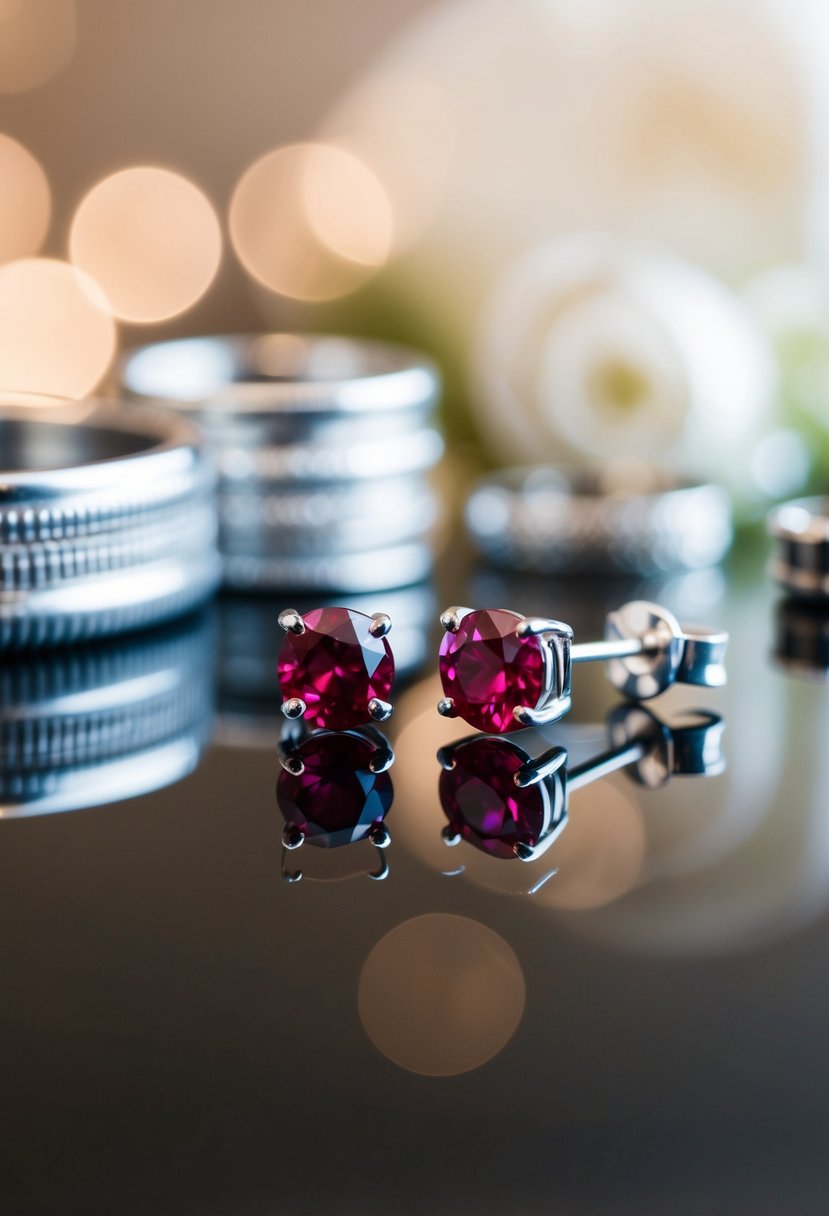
[
  {"x1": 0, "y1": 398, "x2": 221, "y2": 648},
  {"x1": 767, "y1": 497, "x2": 829, "y2": 599},
  {"x1": 121, "y1": 333, "x2": 440, "y2": 423},
  {"x1": 465, "y1": 466, "x2": 733, "y2": 576},
  {"x1": 119, "y1": 333, "x2": 444, "y2": 593}
]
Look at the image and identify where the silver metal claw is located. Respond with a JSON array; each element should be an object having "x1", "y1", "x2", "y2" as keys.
[
  {"x1": 281, "y1": 697, "x2": 307, "y2": 720},
  {"x1": 512, "y1": 697, "x2": 572, "y2": 728},
  {"x1": 369, "y1": 612, "x2": 392, "y2": 638},
  {"x1": 368, "y1": 697, "x2": 393, "y2": 722},
  {"x1": 278, "y1": 608, "x2": 305, "y2": 635},
  {"x1": 440, "y1": 606, "x2": 471, "y2": 633},
  {"x1": 437, "y1": 697, "x2": 458, "y2": 718}
]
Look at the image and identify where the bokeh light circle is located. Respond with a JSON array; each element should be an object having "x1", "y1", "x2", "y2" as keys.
[
  {"x1": 358, "y1": 913, "x2": 525, "y2": 1076},
  {"x1": 69, "y1": 166, "x2": 222, "y2": 324},
  {"x1": 229, "y1": 142, "x2": 393, "y2": 301},
  {"x1": 0, "y1": 258, "x2": 116, "y2": 398},
  {"x1": 0, "y1": 0, "x2": 76, "y2": 94},
  {"x1": 0, "y1": 133, "x2": 51, "y2": 263}
]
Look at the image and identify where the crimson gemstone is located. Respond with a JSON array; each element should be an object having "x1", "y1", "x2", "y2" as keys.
[
  {"x1": 439, "y1": 608, "x2": 546, "y2": 733},
  {"x1": 277, "y1": 732, "x2": 393, "y2": 847},
  {"x1": 278, "y1": 607, "x2": 394, "y2": 730},
  {"x1": 439, "y1": 737, "x2": 545, "y2": 858}
]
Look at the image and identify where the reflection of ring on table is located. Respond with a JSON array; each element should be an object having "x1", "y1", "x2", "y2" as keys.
[{"x1": 465, "y1": 466, "x2": 733, "y2": 576}]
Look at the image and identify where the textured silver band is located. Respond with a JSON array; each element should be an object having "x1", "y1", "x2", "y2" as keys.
[
  {"x1": 120, "y1": 333, "x2": 440, "y2": 427},
  {"x1": 219, "y1": 479, "x2": 438, "y2": 556},
  {"x1": 222, "y1": 541, "x2": 434, "y2": 594},
  {"x1": 768, "y1": 497, "x2": 829, "y2": 599},
  {"x1": 0, "y1": 403, "x2": 220, "y2": 647},
  {"x1": 215, "y1": 427, "x2": 444, "y2": 485},
  {"x1": 466, "y1": 467, "x2": 733, "y2": 576}
]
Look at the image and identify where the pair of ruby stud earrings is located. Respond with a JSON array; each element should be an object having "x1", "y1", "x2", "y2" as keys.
[{"x1": 277, "y1": 600, "x2": 728, "y2": 732}]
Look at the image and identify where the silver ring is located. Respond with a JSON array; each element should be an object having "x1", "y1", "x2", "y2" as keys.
[
  {"x1": 120, "y1": 333, "x2": 440, "y2": 428},
  {"x1": 222, "y1": 541, "x2": 434, "y2": 595},
  {"x1": 219, "y1": 479, "x2": 438, "y2": 556},
  {"x1": 0, "y1": 402, "x2": 220, "y2": 646},
  {"x1": 465, "y1": 466, "x2": 733, "y2": 575},
  {"x1": 216, "y1": 427, "x2": 444, "y2": 485},
  {"x1": 767, "y1": 497, "x2": 829, "y2": 598},
  {"x1": 0, "y1": 401, "x2": 213, "y2": 541}
]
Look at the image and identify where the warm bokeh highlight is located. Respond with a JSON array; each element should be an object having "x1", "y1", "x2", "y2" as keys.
[
  {"x1": 0, "y1": 258, "x2": 115, "y2": 398},
  {"x1": 69, "y1": 166, "x2": 222, "y2": 324}
]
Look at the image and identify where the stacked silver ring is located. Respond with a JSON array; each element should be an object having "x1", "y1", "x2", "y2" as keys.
[
  {"x1": 0, "y1": 399, "x2": 221, "y2": 648},
  {"x1": 465, "y1": 466, "x2": 733, "y2": 576},
  {"x1": 120, "y1": 334, "x2": 444, "y2": 593}
]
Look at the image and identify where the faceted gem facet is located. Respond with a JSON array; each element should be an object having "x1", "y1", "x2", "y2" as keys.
[
  {"x1": 438, "y1": 608, "x2": 546, "y2": 733},
  {"x1": 277, "y1": 731, "x2": 393, "y2": 848},
  {"x1": 277, "y1": 606, "x2": 394, "y2": 730},
  {"x1": 439, "y1": 737, "x2": 545, "y2": 858}
]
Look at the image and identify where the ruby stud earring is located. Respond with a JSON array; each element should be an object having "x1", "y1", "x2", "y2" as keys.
[
  {"x1": 437, "y1": 600, "x2": 728, "y2": 734},
  {"x1": 277, "y1": 606, "x2": 395, "y2": 730}
]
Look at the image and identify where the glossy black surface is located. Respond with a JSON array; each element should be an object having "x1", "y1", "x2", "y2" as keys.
[{"x1": 2, "y1": 544, "x2": 829, "y2": 1215}]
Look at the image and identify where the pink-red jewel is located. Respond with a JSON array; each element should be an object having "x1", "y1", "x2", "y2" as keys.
[
  {"x1": 277, "y1": 732, "x2": 393, "y2": 848},
  {"x1": 439, "y1": 737, "x2": 545, "y2": 858},
  {"x1": 438, "y1": 608, "x2": 546, "y2": 733},
  {"x1": 277, "y1": 607, "x2": 394, "y2": 730}
]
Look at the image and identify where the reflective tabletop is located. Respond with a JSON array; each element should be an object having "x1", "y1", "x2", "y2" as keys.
[{"x1": 2, "y1": 539, "x2": 828, "y2": 1215}]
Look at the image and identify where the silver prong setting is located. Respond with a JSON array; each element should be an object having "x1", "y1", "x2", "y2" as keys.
[
  {"x1": 369, "y1": 612, "x2": 392, "y2": 638},
  {"x1": 437, "y1": 697, "x2": 458, "y2": 718},
  {"x1": 515, "y1": 745, "x2": 567, "y2": 789},
  {"x1": 279, "y1": 754, "x2": 305, "y2": 776},
  {"x1": 278, "y1": 608, "x2": 305, "y2": 635},
  {"x1": 516, "y1": 616, "x2": 573, "y2": 640},
  {"x1": 369, "y1": 824, "x2": 391, "y2": 849},
  {"x1": 368, "y1": 743, "x2": 395, "y2": 773},
  {"x1": 282, "y1": 825, "x2": 305, "y2": 850},
  {"x1": 442, "y1": 825, "x2": 462, "y2": 847},
  {"x1": 368, "y1": 697, "x2": 393, "y2": 722},
  {"x1": 281, "y1": 697, "x2": 307, "y2": 720},
  {"x1": 512, "y1": 697, "x2": 572, "y2": 728},
  {"x1": 439, "y1": 606, "x2": 470, "y2": 633},
  {"x1": 513, "y1": 842, "x2": 536, "y2": 862}
]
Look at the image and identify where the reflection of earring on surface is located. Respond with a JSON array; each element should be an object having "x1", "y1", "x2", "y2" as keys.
[
  {"x1": 438, "y1": 704, "x2": 725, "y2": 865},
  {"x1": 437, "y1": 599, "x2": 728, "y2": 734},
  {"x1": 277, "y1": 606, "x2": 395, "y2": 730},
  {"x1": 277, "y1": 721, "x2": 394, "y2": 883}
]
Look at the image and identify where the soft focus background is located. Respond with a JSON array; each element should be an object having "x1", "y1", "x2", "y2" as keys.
[{"x1": 4, "y1": 0, "x2": 829, "y2": 511}]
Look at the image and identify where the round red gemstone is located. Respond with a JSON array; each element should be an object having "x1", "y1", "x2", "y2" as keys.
[
  {"x1": 438, "y1": 608, "x2": 546, "y2": 733},
  {"x1": 439, "y1": 737, "x2": 545, "y2": 858},
  {"x1": 277, "y1": 731, "x2": 393, "y2": 847},
  {"x1": 278, "y1": 607, "x2": 394, "y2": 730}
]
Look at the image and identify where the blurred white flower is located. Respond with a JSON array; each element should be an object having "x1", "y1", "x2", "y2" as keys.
[
  {"x1": 320, "y1": 0, "x2": 829, "y2": 500},
  {"x1": 473, "y1": 233, "x2": 776, "y2": 501}
]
